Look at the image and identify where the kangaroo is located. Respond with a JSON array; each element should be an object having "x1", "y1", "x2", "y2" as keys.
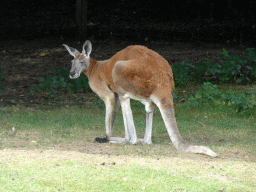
[{"x1": 63, "y1": 40, "x2": 218, "y2": 157}]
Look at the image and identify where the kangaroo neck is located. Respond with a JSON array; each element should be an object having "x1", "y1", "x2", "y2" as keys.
[{"x1": 86, "y1": 57, "x2": 98, "y2": 78}]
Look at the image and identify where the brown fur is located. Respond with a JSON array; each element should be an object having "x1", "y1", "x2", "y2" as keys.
[
  {"x1": 85, "y1": 45, "x2": 174, "y2": 99},
  {"x1": 64, "y1": 41, "x2": 218, "y2": 157}
]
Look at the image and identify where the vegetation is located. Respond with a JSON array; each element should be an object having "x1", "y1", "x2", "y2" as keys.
[
  {"x1": 172, "y1": 48, "x2": 256, "y2": 86},
  {"x1": 188, "y1": 82, "x2": 255, "y2": 113},
  {"x1": 27, "y1": 68, "x2": 91, "y2": 101}
]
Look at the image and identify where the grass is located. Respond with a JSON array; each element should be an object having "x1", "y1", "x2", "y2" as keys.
[
  {"x1": 0, "y1": 149, "x2": 256, "y2": 191},
  {"x1": 1, "y1": 100, "x2": 256, "y2": 155},
  {"x1": 0, "y1": 100, "x2": 256, "y2": 191}
]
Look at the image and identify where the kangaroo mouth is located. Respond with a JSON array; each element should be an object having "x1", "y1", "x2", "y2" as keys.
[{"x1": 69, "y1": 71, "x2": 80, "y2": 79}]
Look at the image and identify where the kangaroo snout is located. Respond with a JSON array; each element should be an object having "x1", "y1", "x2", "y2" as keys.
[{"x1": 69, "y1": 71, "x2": 78, "y2": 79}]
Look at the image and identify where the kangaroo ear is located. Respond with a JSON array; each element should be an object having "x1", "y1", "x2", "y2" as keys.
[
  {"x1": 82, "y1": 40, "x2": 92, "y2": 57},
  {"x1": 63, "y1": 44, "x2": 80, "y2": 57}
]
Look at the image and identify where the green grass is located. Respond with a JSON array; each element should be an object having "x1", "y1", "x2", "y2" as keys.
[
  {"x1": 1, "y1": 101, "x2": 256, "y2": 191},
  {"x1": 0, "y1": 149, "x2": 255, "y2": 192},
  {"x1": 1, "y1": 101, "x2": 256, "y2": 155}
]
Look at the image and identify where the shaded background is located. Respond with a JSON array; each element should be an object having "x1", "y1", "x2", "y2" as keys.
[
  {"x1": 1, "y1": 0, "x2": 256, "y2": 107},
  {"x1": 1, "y1": 0, "x2": 256, "y2": 44}
]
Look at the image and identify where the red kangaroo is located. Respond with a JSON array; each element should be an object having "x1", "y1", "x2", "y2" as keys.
[{"x1": 63, "y1": 40, "x2": 217, "y2": 157}]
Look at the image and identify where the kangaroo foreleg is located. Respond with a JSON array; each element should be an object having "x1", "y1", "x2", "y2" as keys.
[{"x1": 95, "y1": 93, "x2": 120, "y2": 143}]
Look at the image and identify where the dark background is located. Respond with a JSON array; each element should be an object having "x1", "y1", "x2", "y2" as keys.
[
  {"x1": 1, "y1": 0, "x2": 256, "y2": 44},
  {"x1": 0, "y1": 0, "x2": 255, "y2": 108}
]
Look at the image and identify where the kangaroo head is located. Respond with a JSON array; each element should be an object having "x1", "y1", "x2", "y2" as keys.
[{"x1": 63, "y1": 40, "x2": 92, "y2": 79}]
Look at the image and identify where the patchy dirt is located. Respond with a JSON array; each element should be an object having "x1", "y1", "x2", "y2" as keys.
[
  {"x1": 0, "y1": 38, "x2": 247, "y2": 107},
  {"x1": 0, "y1": 128, "x2": 253, "y2": 162},
  {"x1": 0, "y1": 139, "x2": 254, "y2": 163},
  {"x1": 54, "y1": 143, "x2": 254, "y2": 162}
]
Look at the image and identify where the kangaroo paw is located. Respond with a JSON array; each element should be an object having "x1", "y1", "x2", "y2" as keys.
[{"x1": 95, "y1": 137, "x2": 108, "y2": 143}]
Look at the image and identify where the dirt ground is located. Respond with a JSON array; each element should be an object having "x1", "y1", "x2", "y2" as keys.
[
  {"x1": 1, "y1": 134, "x2": 253, "y2": 163},
  {"x1": 0, "y1": 38, "x2": 247, "y2": 107}
]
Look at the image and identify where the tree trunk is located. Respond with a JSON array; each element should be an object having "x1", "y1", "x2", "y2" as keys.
[{"x1": 76, "y1": 0, "x2": 88, "y2": 41}]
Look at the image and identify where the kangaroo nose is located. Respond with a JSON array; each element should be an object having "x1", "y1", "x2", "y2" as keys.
[{"x1": 69, "y1": 71, "x2": 76, "y2": 79}]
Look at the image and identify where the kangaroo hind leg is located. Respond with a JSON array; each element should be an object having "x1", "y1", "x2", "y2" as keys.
[
  {"x1": 142, "y1": 100, "x2": 155, "y2": 144},
  {"x1": 119, "y1": 96, "x2": 138, "y2": 144},
  {"x1": 152, "y1": 95, "x2": 218, "y2": 157}
]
